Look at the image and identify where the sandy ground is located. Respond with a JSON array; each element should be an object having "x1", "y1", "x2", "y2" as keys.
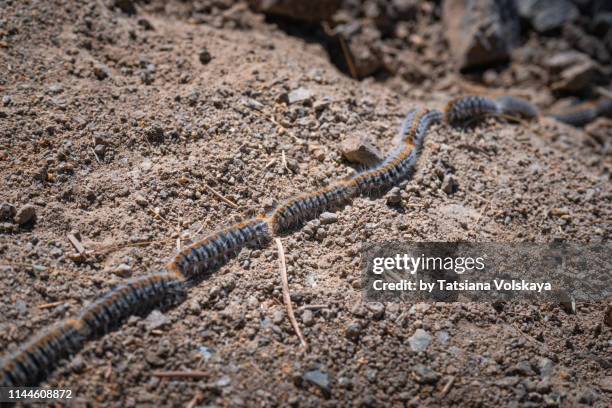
[{"x1": 0, "y1": 1, "x2": 610, "y2": 406}]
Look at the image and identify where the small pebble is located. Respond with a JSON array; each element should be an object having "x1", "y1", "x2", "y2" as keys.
[
  {"x1": 412, "y1": 364, "x2": 439, "y2": 384},
  {"x1": 319, "y1": 212, "x2": 338, "y2": 224},
  {"x1": 301, "y1": 309, "x2": 314, "y2": 326},
  {"x1": 0, "y1": 203, "x2": 16, "y2": 222},
  {"x1": 199, "y1": 48, "x2": 212, "y2": 64},
  {"x1": 409, "y1": 328, "x2": 432, "y2": 352},
  {"x1": 15, "y1": 204, "x2": 36, "y2": 225},
  {"x1": 113, "y1": 263, "x2": 132, "y2": 277},
  {"x1": 385, "y1": 187, "x2": 402, "y2": 205}
]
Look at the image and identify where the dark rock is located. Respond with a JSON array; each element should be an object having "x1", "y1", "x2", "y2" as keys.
[
  {"x1": 94, "y1": 144, "x2": 106, "y2": 159},
  {"x1": 145, "y1": 125, "x2": 164, "y2": 143},
  {"x1": 412, "y1": 364, "x2": 439, "y2": 384},
  {"x1": 15, "y1": 204, "x2": 36, "y2": 225},
  {"x1": 578, "y1": 388, "x2": 598, "y2": 405},
  {"x1": 385, "y1": 187, "x2": 402, "y2": 205},
  {"x1": 199, "y1": 48, "x2": 212, "y2": 65},
  {"x1": 441, "y1": 174, "x2": 459, "y2": 195},
  {"x1": 112, "y1": 263, "x2": 132, "y2": 278},
  {"x1": 391, "y1": 0, "x2": 419, "y2": 21},
  {"x1": 553, "y1": 59, "x2": 602, "y2": 92},
  {"x1": 593, "y1": 12, "x2": 612, "y2": 35},
  {"x1": 340, "y1": 133, "x2": 383, "y2": 166},
  {"x1": 113, "y1": 0, "x2": 136, "y2": 15},
  {"x1": 564, "y1": 24, "x2": 610, "y2": 64},
  {"x1": 0, "y1": 203, "x2": 16, "y2": 222},
  {"x1": 443, "y1": 0, "x2": 520, "y2": 69},
  {"x1": 137, "y1": 17, "x2": 154, "y2": 30},
  {"x1": 517, "y1": 0, "x2": 578, "y2": 32},
  {"x1": 248, "y1": 0, "x2": 341, "y2": 23},
  {"x1": 303, "y1": 369, "x2": 331, "y2": 395},
  {"x1": 345, "y1": 322, "x2": 362, "y2": 338},
  {"x1": 343, "y1": 24, "x2": 383, "y2": 78}
]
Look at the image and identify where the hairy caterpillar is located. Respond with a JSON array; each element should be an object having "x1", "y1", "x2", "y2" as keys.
[
  {"x1": 494, "y1": 96, "x2": 539, "y2": 119},
  {"x1": 351, "y1": 109, "x2": 442, "y2": 195},
  {"x1": 78, "y1": 272, "x2": 186, "y2": 337},
  {"x1": 445, "y1": 96, "x2": 500, "y2": 124},
  {"x1": 0, "y1": 273, "x2": 186, "y2": 387},
  {"x1": 446, "y1": 95, "x2": 610, "y2": 127},
  {"x1": 168, "y1": 218, "x2": 271, "y2": 278},
  {"x1": 269, "y1": 181, "x2": 357, "y2": 234},
  {"x1": 1, "y1": 319, "x2": 85, "y2": 387},
  {"x1": 549, "y1": 99, "x2": 612, "y2": 127}
]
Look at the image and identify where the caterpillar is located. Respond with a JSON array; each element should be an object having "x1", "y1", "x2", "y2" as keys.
[
  {"x1": 0, "y1": 273, "x2": 186, "y2": 387},
  {"x1": 351, "y1": 109, "x2": 442, "y2": 195},
  {"x1": 268, "y1": 181, "x2": 357, "y2": 234},
  {"x1": 397, "y1": 109, "x2": 418, "y2": 143},
  {"x1": 494, "y1": 96, "x2": 539, "y2": 119},
  {"x1": 445, "y1": 96, "x2": 500, "y2": 124},
  {"x1": 1, "y1": 319, "x2": 85, "y2": 387},
  {"x1": 549, "y1": 99, "x2": 612, "y2": 127},
  {"x1": 168, "y1": 217, "x2": 271, "y2": 279},
  {"x1": 446, "y1": 95, "x2": 611, "y2": 126},
  {"x1": 78, "y1": 271, "x2": 186, "y2": 337},
  {"x1": 1, "y1": 94, "x2": 604, "y2": 388}
]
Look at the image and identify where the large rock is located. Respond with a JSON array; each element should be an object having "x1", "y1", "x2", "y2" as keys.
[
  {"x1": 517, "y1": 0, "x2": 578, "y2": 32},
  {"x1": 248, "y1": 0, "x2": 341, "y2": 23},
  {"x1": 443, "y1": 0, "x2": 520, "y2": 69}
]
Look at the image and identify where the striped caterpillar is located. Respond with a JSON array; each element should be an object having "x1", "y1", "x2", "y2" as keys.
[
  {"x1": 268, "y1": 181, "x2": 357, "y2": 234},
  {"x1": 549, "y1": 99, "x2": 612, "y2": 127},
  {"x1": 1, "y1": 93, "x2": 604, "y2": 388},
  {"x1": 445, "y1": 95, "x2": 611, "y2": 127},
  {"x1": 1, "y1": 273, "x2": 186, "y2": 387},
  {"x1": 168, "y1": 217, "x2": 271, "y2": 279},
  {"x1": 351, "y1": 109, "x2": 442, "y2": 195},
  {"x1": 0, "y1": 320, "x2": 85, "y2": 387}
]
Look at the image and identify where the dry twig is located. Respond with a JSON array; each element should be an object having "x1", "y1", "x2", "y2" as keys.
[
  {"x1": 203, "y1": 184, "x2": 238, "y2": 209},
  {"x1": 275, "y1": 238, "x2": 308, "y2": 350}
]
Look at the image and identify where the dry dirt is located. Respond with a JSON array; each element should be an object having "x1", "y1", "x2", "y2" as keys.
[{"x1": 0, "y1": 1, "x2": 611, "y2": 407}]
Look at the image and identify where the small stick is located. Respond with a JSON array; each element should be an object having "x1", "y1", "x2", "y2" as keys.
[
  {"x1": 147, "y1": 208, "x2": 174, "y2": 228},
  {"x1": 186, "y1": 392, "x2": 203, "y2": 408},
  {"x1": 90, "y1": 147, "x2": 101, "y2": 164},
  {"x1": 281, "y1": 150, "x2": 290, "y2": 173},
  {"x1": 90, "y1": 238, "x2": 174, "y2": 255},
  {"x1": 264, "y1": 157, "x2": 277, "y2": 170},
  {"x1": 298, "y1": 304, "x2": 328, "y2": 311},
  {"x1": 203, "y1": 184, "x2": 238, "y2": 209},
  {"x1": 275, "y1": 238, "x2": 308, "y2": 350},
  {"x1": 152, "y1": 370, "x2": 209, "y2": 379},
  {"x1": 440, "y1": 375, "x2": 455, "y2": 397},
  {"x1": 37, "y1": 301, "x2": 65, "y2": 310},
  {"x1": 67, "y1": 233, "x2": 86, "y2": 255}
]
